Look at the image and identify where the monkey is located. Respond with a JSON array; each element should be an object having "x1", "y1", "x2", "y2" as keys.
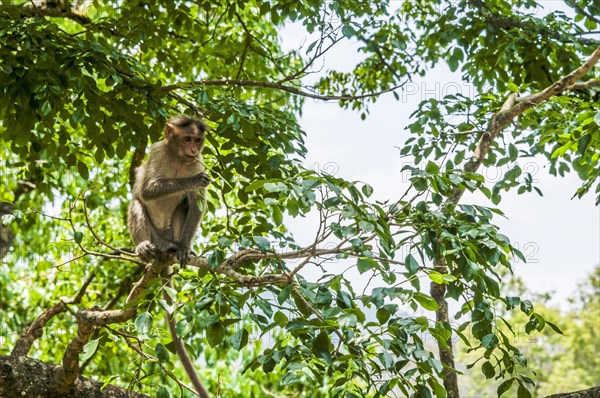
[
  {"x1": 128, "y1": 114, "x2": 210, "y2": 264},
  {"x1": 127, "y1": 115, "x2": 211, "y2": 398}
]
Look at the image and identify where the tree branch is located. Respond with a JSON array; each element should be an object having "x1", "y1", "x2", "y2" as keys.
[
  {"x1": 571, "y1": 77, "x2": 600, "y2": 90},
  {"x1": 430, "y1": 45, "x2": 600, "y2": 398},
  {"x1": 11, "y1": 272, "x2": 95, "y2": 357},
  {"x1": 452, "y1": 45, "x2": 600, "y2": 204},
  {"x1": 544, "y1": 386, "x2": 600, "y2": 398},
  {"x1": 156, "y1": 78, "x2": 407, "y2": 102}
]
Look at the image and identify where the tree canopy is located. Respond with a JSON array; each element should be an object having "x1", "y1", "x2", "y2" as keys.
[{"x1": 0, "y1": 1, "x2": 598, "y2": 397}]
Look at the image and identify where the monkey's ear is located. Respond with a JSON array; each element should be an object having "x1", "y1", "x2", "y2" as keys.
[{"x1": 164, "y1": 123, "x2": 174, "y2": 139}]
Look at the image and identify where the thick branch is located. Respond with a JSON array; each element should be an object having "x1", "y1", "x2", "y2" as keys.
[
  {"x1": 53, "y1": 260, "x2": 167, "y2": 393},
  {"x1": 0, "y1": 355, "x2": 148, "y2": 398},
  {"x1": 11, "y1": 303, "x2": 67, "y2": 357}
]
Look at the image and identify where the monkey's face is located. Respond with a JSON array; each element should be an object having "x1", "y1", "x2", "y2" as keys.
[{"x1": 170, "y1": 128, "x2": 204, "y2": 162}]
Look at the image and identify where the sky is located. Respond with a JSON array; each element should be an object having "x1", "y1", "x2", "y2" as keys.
[{"x1": 279, "y1": 2, "x2": 600, "y2": 308}]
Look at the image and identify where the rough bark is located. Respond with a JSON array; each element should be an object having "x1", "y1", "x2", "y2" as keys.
[
  {"x1": 544, "y1": 386, "x2": 600, "y2": 398},
  {"x1": 0, "y1": 355, "x2": 148, "y2": 398}
]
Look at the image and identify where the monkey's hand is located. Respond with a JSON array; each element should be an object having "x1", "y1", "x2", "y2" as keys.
[
  {"x1": 135, "y1": 241, "x2": 158, "y2": 263},
  {"x1": 193, "y1": 172, "x2": 211, "y2": 188}
]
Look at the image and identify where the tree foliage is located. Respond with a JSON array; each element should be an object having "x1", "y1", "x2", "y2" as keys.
[{"x1": 0, "y1": 0, "x2": 598, "y2": 397}]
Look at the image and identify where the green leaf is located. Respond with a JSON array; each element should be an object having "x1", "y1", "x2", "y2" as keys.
[
  {"x1": 342, "y1": 24, "x2": 355, "y2": 37},
  {"x1": 315, "y1": 286, "x2": 333, "y2": 305},
  {"x1": 405, "y1": 254, "x2": 419, "y2": 275},
  {"x1": 412, "y1": 177, "x2": 428, "y2": 191},
  {"x1": 264, "y1": 182, "x2": 286, "y2": 192},
  {"x1": 358, "y1": 220, "x2": 374, "y2": 233},
  {"x1": 497, "y1": 379, "x2": 513, "y2": 397},
  {"x1": 508, "y1": 144, "x2": 518, "y2": 161},
  {"x1": 157, "y1": 386, "x2": 170, "y2": 398},
  {"x1": 278, "y1": 285, "x2": 293, "y2": 304},
  {"x1": 448, "y1": 56, "x2": 459, "y2": 72},
  {"x1": 430, "y1": 378, "x2": 447, "y2": 398},
  {"x1": 272, "y1": 205, "x2": 283, "y2": 226},
  {"x1": 199, "y1": 314, "x2": 220, "y2": 328},
  {"x1": 357, "y1": 257, "x2": 377, "y2": 274},
  {"x1": 578, "y1": 133, "x2": 592, "y2": 155},
  {"x1": 413, "y1": 293, "x2": 438, "y2": 311},
  {"x1": 545, "y1": 320, "x2": 564, "y2": 335},
  {"x1": 428, "y1": 271, "x2": 444, "y2": 284},
  {"x1": 481, "y1": 333, "x2": 499, "y2": 349},
  {"x1": 253, "y1": 236, "x2": 271, "y2": 251},
  {"x1": 155, "y1": 343, "x2": 170, "y2": 363},
  {"x1": 517, "y1": 383, "x2": 532, "y2": 398},
  {"x1": 240, "y1": 118, "x2": 255, "y2": 138},
  {"x1": 135, "y1": 312, "x2": 153, "y2": 334},
  {"x1": 40, "y1": 100, "x2": 52, "y2": 116},
  {"x1": 206, "y1": 323, "x2": 225, "y2": 347},
  {"x1": 481, "y1": 361, "x2": 495, "y2": 379},
  {"x1": 79, "y1": 338, "x2": 99, "y2": 362},
  {"x1": 376, "y1": 307, "x2": 390, "y2": 324},
  {"x1": 312, "y1": 331, "x2": 330, "y2": 355},
  {"x1": 425, "y1": 161, "x2": 439, "y2": 174},
  {"x1": 336, "y1": 291, "x2": 353, "y2": 309},
  {"x1": 231, "y1": 328, "x2": 249, "y2": 350},
  {"x1": 520, "y1": 300, "x2": 533, "y2": 315},
  {"x1": 323, "y1": 196, "x2": 341, "y2": 208},
  {"x1": 339, "y1": 313, "x2": 358, "y2": 327},
  {"x1": 361, "y1": 184, "x2": 373, "y2": 197},
  {"x1": 273, "y1": 310, "x2": 288, "y2": 326},
  {"x1": 74, "y1": 231, "x2": 84, "y2": 243},
  {"x1": 77, "y1": 161, "x2": 89, "y2": 179},
  {"x1": 208, "y1": 249, "x2": 225, "y2": 269}
]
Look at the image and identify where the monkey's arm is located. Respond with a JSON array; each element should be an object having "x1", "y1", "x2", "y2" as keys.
[{"x1": 141, "y1": 173, "x2": 210, "y2": 201}]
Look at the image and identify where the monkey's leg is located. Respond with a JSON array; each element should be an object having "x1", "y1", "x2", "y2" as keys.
[{"x1": 128, "y1": 199, "x2": 159, "y2": 262}]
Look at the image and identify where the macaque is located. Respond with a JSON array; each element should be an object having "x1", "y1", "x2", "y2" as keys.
[
  {"x1": 128, "y1": 115, "x2": 210, "y2": 264},
  {"x1": 127, "y1": 115, "x2": 211, "y2": 398}
]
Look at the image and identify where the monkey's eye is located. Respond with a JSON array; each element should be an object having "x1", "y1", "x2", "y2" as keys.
[
  {"x1": 184, "y1": 137, "x2": 192, "y2": 142},
  {"x1": 195, "y1": 138, "x2": 202, "y2": 143}
]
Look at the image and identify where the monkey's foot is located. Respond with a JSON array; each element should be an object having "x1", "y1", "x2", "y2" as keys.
[
  {"x1": 135, "y1": 241, "x2": 158, "y2": 262},
  {"x1": 175, "y1": 246, "x2": 192, "y2": 266}
]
